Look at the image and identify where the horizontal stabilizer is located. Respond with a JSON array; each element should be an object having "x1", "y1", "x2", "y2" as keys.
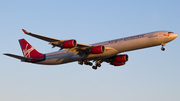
[{"x1": 4, "y1": 53, "x2": 32, "y2": 61}]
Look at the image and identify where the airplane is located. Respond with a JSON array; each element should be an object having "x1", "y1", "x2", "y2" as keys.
[{"x1": 4, "y1": 29, "x2": 178, "y2": 70}]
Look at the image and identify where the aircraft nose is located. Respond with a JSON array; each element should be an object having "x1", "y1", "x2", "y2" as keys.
[{"x1": 173, "y1": 33, "x2": 178, "y2": 38}]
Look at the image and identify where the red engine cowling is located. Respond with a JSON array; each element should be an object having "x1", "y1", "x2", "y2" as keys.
[
  {"x1": 110, "y1": 54, "x2": 128, "y2": 66},
  {"x1": 90, "y1": 45, "x2": 105, "y2": 54},
  {"x1": 62, "y1": 39, "x2": 77, "y2": 48},
  {"x1": 111, "y1": 61, "x2": 125, "y2": 66},
  {"x1": 114, "y1": 54, "x2": 128, "y2": 62}
]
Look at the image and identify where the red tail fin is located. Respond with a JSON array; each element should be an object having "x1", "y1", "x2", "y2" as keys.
[{"x1": 19, "y1": 39, "x2": 44, "y2": 60}]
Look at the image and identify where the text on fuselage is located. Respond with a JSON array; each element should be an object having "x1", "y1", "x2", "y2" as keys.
[{"x1": 108, "y1": 34, "x2": 145, "y2": 44}]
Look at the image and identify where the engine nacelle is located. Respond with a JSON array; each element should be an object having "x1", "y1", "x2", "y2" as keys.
[
  {"x1": 114, "y1": 54, "x2": 128, "y2": 62},
  {"x1": 62, "y1": 39, "x2": 77, "y2": 48},
  {"x1": 111, "y1": 61, "x2": 125, "y2": 66},
  {"x1": 90, "y1": 45, "x2": 105, "y2": 54},
  {"x1": 109, "y1": 54, "x2": 128, "y2": 66}
]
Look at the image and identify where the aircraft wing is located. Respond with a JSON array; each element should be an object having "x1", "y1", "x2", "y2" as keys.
[
  {"x1": 22, "y1": 29, "x2": 92, "y2": 49},
  {"x1": 4, "y1": 53, "x2": 32, "y2": 61},
  {"x1": 22, "y1": 29, "x2": 63, "y2": 42}
]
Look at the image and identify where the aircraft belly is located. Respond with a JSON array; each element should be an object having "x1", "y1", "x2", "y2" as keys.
[
  {"x1": 36, "y1": 48, "x2": 119, "y2": 65},
  {"x1": 37, "y1": 52, "x2": 80, "y2": 65}
]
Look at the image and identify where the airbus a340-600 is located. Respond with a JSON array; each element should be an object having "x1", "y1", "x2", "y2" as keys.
[{"x1": 4, "y1": 29, "x2": 178, "y2": 70}]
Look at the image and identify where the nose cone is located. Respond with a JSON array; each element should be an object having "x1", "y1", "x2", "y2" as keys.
[
  {"x1": 173, "y1": 33, "x2": 178, "y2": 39},
  {"x1": 168, "y1": 33, "x2": 178, "y2": 41}
]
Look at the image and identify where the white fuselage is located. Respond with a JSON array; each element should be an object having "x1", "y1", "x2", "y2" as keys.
[{"x1": 37, "y1": 31, "x2": 177, "y2": 65}]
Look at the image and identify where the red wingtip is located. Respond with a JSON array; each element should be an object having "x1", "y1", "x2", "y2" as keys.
[{"x1": 22, "y1": 29, "x2": 29, "y2": 34}]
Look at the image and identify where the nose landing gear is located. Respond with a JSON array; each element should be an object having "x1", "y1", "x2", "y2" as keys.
[
  {"x1": 161, "y1": 43, "x2": 165, "y2": 51},
  {"x1": 161, "y1": 47, "x2": 165, "y2": 51}
]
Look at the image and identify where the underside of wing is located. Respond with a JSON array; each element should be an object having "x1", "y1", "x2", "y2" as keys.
[{"x1": 76, "y1": 43, "x2": 92, "y2": 48}]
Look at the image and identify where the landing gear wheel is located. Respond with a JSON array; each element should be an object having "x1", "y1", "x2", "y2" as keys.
[
  {"x1": 96, "y1": 64, "x2": 101, "y2": 67},
  {"x1": 92, "y1": 66, "x2": 97, "y2": 70},
  {"x1": 84, "y1": 61, "x2": 88, "y2": 65},
  {"x1": 161, "y1": 43, "x2": 166, "y2": 51},
  {"x1": 161, "y1": 47, "x2": 165, "y2": 51},
  {"x1": 89, "y1": 62, "x2": 93, "y2": 66},
  {"x1": 78, "y1": 61, "x2": 83, "y2": 65}
]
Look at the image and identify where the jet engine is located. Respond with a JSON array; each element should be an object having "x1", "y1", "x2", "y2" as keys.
[
  {"x1": 114, "y1": 54, "x2": 128, "y2": 62},
  {"x1": 110, "y1": 54, "x2": 128, "y2": 66},
  {"x1": 62, "y1": 39, "x2": 77, "y2": 48},
  {"x1": 111, "y1": 61, "x2": 126, "y2": 66},
  {"x1": 90, "y1": 45, "x2": 105, "y2": 54}
]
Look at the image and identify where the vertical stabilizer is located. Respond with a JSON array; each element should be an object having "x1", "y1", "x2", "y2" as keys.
[{"x1": 19, "y1": 39, "x2": 44, "y2": 61}]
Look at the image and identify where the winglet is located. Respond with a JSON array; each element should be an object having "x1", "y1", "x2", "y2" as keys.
[{"x1": 22, "y1": 29, "x2": 29, "y2": 34}]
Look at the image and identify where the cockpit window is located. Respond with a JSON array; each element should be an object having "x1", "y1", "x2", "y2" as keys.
[{"x1": 168, "y1": 32, "x2": 174, "y2": 34}]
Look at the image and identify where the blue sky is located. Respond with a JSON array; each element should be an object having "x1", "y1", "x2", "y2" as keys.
[{"x1": 0, "y1": 0, "x2": 180, "y2": 101}]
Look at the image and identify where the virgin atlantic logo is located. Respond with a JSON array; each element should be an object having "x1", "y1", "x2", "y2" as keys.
[{"x1": 23, "y1": 44, "x2": 34, "y2": 57}]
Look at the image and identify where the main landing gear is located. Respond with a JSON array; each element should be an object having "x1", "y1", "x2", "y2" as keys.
[
  {"x1": 92, "y1": 62, "x2": 101, "y2": 70},
  {"x1": 78, "y1": 59, "x2": 102, "y2": 70},
  {"x1": 78, "y1": 60, "x2": 93, "y2": 66},
  {"x1": 91, "y1": 60, "x2": 102, "y2": 70},
  {"x1": 161, "y1": 43, "x2": 165, "y2": 51}
]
